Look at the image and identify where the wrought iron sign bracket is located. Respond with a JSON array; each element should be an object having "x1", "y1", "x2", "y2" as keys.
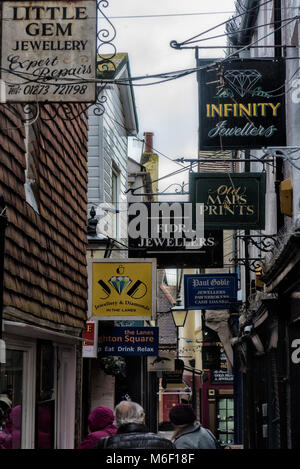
[
  {"x1": 174, "y1": 158, "x2": 274, "y2": 164},
  {"x1": 230, "y1": 257, "x2": 264, "y2": 273},
  {"x1": 234, "y1": 234, "x2": 277, "y2": 253},
  {"x1": 126, "y1": 182, "x2": 189, "y2": 197},
  {"x1": 262, "y1": 147, "x2": 300, "y2": 170}
]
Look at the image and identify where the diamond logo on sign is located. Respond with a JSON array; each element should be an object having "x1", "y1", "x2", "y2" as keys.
[
  {"x1": 224, "y1": 69, "x2": 262, "y2": 97},
  {"x1": 109, "y1": 276, "x2": 132, "y2": 295}
]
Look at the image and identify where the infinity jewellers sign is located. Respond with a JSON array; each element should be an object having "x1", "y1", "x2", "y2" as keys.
[
  {"x1": 190, "y1": 172, "x2": 266, "y2": 230},
  {"x1": 128, "y1": 202, "x2": 223, "y2": 268},
  {"x1": 198, "y1": 58, "x2": 286, "y2": 150},
  {"x1": 1, "y1": 1, "x2": 97, "y2": 102}
]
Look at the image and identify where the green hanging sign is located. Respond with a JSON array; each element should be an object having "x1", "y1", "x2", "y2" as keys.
[{"x1": 190, "y1": 172, "x2": 266, "y2": 230}]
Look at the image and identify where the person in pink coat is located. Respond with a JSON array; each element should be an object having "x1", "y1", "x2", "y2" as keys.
[{"x1": 77, "y1": 406, "x2": 117, "y2": 449}]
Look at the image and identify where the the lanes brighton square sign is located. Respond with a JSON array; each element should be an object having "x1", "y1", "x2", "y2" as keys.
[
  {"x1": 128, "y1": 202, "x2": 223, "y2": 268},
  {"x1": 1, "y1": 1, "x2": 97, "y2": 102},
  {"x1": 198, "y1": 58, "x2": 286, "y2": 149},
  {"x1": 184, "y1": 273, "x2": 238, "y2": 310},
  {"x1": 190, "y1": 172, "x2": 266, "y2": 230},
  {"x1": 98, "y1": 326, "x2": 159, "y2": 357}
]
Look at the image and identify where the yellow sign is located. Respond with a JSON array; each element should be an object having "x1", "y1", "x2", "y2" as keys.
[{"x1": 89, "y1": 259, "x2": 156, "y2": 319}]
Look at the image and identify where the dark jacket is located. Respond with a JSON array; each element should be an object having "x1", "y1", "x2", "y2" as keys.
[
  {"x1": 77, "y1": 406, "x2": 117, "y2": 450},
  {"x1": 94, "y1": 423, "x2": 176, "y2": 449},
  {"x1": 173, "y1": 422, "x2": 218, "y2": 449}
]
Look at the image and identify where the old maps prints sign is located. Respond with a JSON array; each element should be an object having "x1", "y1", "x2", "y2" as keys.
[
  {"x1": 89, "y1": 259, "x2": 156, "y2": 320},
  {"x1": 190, "y1": 172, "x2": 266, "y2": 230},
  {"x1": 1, "y1": 1, "x2": 96, "y2": 102},
  {"x1": 198, "y1": 58, "x2": 286, "y2": 150}
]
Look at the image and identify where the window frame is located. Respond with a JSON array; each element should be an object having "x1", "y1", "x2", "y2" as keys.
[{"x1": 5, "y1": 338, "x2": 36, "y2": 449}]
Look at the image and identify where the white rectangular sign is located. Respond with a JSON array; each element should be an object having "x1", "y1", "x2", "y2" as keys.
[{"x1": 1, "y1": 0, "x2": 97, "y2": 102}]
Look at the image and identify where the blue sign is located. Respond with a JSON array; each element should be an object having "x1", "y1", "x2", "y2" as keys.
[
  {"x1": 98, "y1": 326, "x2": 159, "y2": 356},
  {"x1": 184, "y1": 274, "x2": 238, "y2": 310}
]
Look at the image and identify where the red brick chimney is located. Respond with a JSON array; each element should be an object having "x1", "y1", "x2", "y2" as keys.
[{"x1": 144, "y1": 132, "x2": 154, "y2": 153}]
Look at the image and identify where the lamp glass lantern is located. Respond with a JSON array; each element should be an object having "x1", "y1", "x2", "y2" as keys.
[{"x1": 171, "y1": 295, "x2": 188, "y2": 327}]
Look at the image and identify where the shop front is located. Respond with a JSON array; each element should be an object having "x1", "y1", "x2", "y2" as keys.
[{"x1": 0, "y1": 321, "x2": 81, "y2": 449}]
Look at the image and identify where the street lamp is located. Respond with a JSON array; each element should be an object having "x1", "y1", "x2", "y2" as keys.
[
  {"x1": 171, "y1": 294, "x2": 188, "y2": 328},
  {"x1": 87, "y1": 206, "x2": 114, "y2": 258}
]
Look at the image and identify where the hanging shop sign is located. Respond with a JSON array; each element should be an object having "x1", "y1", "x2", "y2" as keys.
[
  {"x1": 128, "y1": 201, "x2": 223, "y2": 268},
  {"x1": 211, "y1": 369, "x2": 234, "y2": 384},
  {"x1": 184, "y1": 273, "x2": 238, "y2": 310},
  {"x1": 189, "y1": 172, "x2": 266, "y2": 230},
  {"x1": 211, "y1": 352, "x2": 234, "y2": 384},
  {"x1": 202, "y1": 345, "x2": 221, "y2": 370},
  {"x1": 147, "y1": 349, "x2": 177, "y2": 372},
  {"x1": 1, "y1": 0, "x2": 97, "y2": 102},
  {"x1": 198, "y1": 58, "x2": 286, "y2": 150},
  {"x1": 98, "y1": 326, "x2": 159, "y2": 357},
  {"x1": 88, "y1": 259, "x2": 156, "y2": 320},
  {"x1": 82, "y1": 320, "x2": 98, "y2": 358}
]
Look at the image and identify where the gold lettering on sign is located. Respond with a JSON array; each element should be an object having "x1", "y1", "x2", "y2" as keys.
[
  {"x1": 204, "y1": 184, "x2": 255, "y2": 217},
  {"x1": 206, "y1": 102, "x2": 281, "y2": 118}
]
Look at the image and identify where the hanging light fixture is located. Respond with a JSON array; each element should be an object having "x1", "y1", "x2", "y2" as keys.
[
  {"x1": 87, "y1": 206, "x2": 114, "y2": 258},
  {"x1": 171, "y1": 294, "x2": 188, "y2": 328}
]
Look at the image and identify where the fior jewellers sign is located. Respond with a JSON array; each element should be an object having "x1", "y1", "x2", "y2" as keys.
[
  {"x1": 0, "y1": 0, "x2": 97, "y2": 102},
  {"x1": 127, "y1": 202, "x2": 224, "y2": 269},
  {"x1": 197, "y1": 58, "x2": 286, "y2": 150}
]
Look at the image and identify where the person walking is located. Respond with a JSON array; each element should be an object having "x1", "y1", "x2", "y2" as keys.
[
  {"x1": 77, "y1": 406, "x2": 117, "y2": 449},
  {"x1": 169, "y1": 404, "x2": 220, "y2": 449},
  {"x1": 94, "y1": 400, "x2": 175, "y2": 449}
]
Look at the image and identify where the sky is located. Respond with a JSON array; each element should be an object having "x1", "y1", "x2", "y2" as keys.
[{"x1": 101, "y1": 0, "x2": 236, "y2": 194}]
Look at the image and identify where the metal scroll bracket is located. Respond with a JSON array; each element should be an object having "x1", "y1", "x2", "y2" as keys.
[{"x1": 234, "y1": 234, "x2": 278, "y2": 253}]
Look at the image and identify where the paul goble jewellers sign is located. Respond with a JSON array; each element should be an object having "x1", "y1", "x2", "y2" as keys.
[
  {"x1": 197, "y1": 58, "x2": 286, "y2": 150},
  {"x1": 0, "y1": 1, "x2": 97, "y2": 102}
]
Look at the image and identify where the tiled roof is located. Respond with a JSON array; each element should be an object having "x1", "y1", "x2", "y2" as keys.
[{"x1": 1, "y1": 104, "x2": 89, "y2": 330}]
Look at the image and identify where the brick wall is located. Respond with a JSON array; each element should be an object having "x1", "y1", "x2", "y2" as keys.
[{"x1": 0, "y1": 104, "x2": 89, "y2": 330}]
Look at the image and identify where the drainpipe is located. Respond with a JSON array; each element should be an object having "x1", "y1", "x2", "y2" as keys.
[{"x1": 273, "y1": 0, "x2": 284, "y2": 232}]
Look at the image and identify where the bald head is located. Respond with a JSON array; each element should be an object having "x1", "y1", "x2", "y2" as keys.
[{"x1": 115, "y1": 401, "x2": 145, "y2": 427}]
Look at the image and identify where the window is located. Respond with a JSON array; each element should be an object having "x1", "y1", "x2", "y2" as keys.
[
  {"x1": 0, "y1": 341, "x2": 36, "y2": 449},
  {"x1": 35, "y1": 341, "x2": 55, "y2": 449},
  {"x1": 0, "y1": 350, "x2": 23, "y2": 448},
  {"x1": 217, "y1": 397, "x2": 234, "y2": 445}
]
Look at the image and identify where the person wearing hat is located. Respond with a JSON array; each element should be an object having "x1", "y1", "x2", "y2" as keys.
[
  {"x1": 77, "y1": 406, "x2": 117, "y2": 449},
  {"x1": 169, "y1": 404, "x2": 220, "y2": 449}
]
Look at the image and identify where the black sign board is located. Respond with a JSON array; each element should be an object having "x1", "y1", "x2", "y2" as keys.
[
  {"x1": 198, "y1": 58, "x2": 286, "y2": 150},
  {"x1": 211, "y1": 369, "x2": 234, "y2": 385},
  {"x1": 211, "y1": 352, "x2": 234, "y2": 384},
  {"x1": 202, "y1": 345, "x2": 221, "y2": 371},
  {"x1": 128, "y1": 202, "x2": 223, "y2": 268},
  {"x1": 190, "y1": 172, "x2": 266, "y2": 230}
]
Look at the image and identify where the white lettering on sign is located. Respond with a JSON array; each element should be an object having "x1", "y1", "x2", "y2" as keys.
[
  {"x1": 291, "y1": 339, "x2": 300, "y2": 364},
  {"x1": 127, "y1": 202, "x2": 204, "y2": 246},
  {"x1": 1, "y1": 1, "x2": 96, "y2": 102}
]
